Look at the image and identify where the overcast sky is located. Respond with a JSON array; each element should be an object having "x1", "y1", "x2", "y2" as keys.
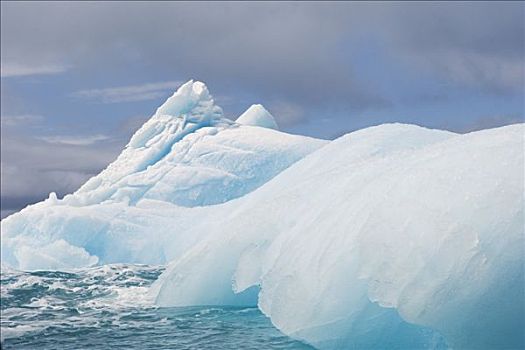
[{"x1": 1, "y1": 1, "x2": 524, "y2": 218}]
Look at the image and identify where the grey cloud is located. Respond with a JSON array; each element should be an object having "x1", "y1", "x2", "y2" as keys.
[
  {"x1": 0, "y1": 132, "x2": 123, "y2": 214},
  {"x1": 1, "y1": 114, "x2": 44, "y2": 126},
  {"x1": 266, "y1": 100, "x2": 306, "y2": 127},
  {"x1": 38, "y1": 134, "x2": 110, "y2": 146},
  {"x1": 375, "y1": 2, "x2": 524, "y2": 92},
  {"x1": 1, "y1": 134, "x2": 119, "y2": 175},
  {"x1": 1, "y1": 163, "x2": 94, "y2": 199},
  {"x1": 0, "y1": 62, "x2": 69, "y2": 77},
  {"x1": 0, "y1": 3, "x2": 406, "y2": 113},
  {"x1": 2, "y1": 2, "x2": 522, "y2": 96},
  {"x1": 72, "y1": 81, "x2": 183, "y2": 103},
  {"x1": 383, "y1": 2, "x2": 523, "y2": 58}
]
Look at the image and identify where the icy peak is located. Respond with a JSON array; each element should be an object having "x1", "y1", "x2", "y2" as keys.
[
  {"x1": 71, "y1": 80, "x2": 230, "y2": 201},
  {"x1": 57, "y1": 80, "x2": 323, "y2": 208},
  {"x1": 236, "y1": 104, "x2": 278, "y2": 130},
  {"x1": 127, "y1": 80, "x2": 225, "y2": 150},
  {"x1": 154, "y1": 80, "x2": 223, "y2": 122}
]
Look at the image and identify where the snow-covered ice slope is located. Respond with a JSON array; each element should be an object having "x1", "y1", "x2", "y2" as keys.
[
  {"x1": 151, "y1": 123, "x2": 524, "y2": 349},
  {"x1": 0, "y1": 80, "x2": 326, "y2": 269}
]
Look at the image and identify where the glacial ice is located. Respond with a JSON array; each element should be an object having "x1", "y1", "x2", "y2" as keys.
[{"x1": 1, "y1": 80, "x2": 524, "y2": 349}]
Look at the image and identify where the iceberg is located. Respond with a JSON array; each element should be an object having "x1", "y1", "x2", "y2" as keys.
[
  {"x1": 2, "y1": 80, "x2": 523, "y2": 349},
  {"x1": 1, "y1": 80, "x2": 326, "y2": 269},
  {"x1": 67, "y1": 81, "x2": 321, "y2": 208}
]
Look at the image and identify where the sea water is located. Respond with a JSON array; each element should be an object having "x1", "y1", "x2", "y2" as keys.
[{"x1": 1, "y1": 264, "x2": 312, "y2": 349}]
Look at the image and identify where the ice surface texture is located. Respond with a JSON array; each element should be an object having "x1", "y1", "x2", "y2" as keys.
[
  {"x1": 150, "y1": 123, "x2": 524, "y2": 349},
  {"x1": 2, "y1": 80, "x2": 523, "y2": 349}
]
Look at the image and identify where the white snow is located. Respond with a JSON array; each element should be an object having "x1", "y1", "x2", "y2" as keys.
[
  {"x1": 1, "y1": 79, "x2": 523, "y2": 349},
  {"x1": 236, "y1": 104, "x2": 278, "y2": 130}
]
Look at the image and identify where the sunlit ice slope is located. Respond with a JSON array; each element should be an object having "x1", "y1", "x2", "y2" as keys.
[
  {"x1": 0, "y1": 80, "x2": 326, "y2": 269},
  {"x1": 151, "y1": 123, "x2": 524, "y2": 349}
]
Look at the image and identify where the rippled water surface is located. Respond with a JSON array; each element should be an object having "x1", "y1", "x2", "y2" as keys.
[{"x1": 1, "y1": 264, "x2": 312, "y2": 349}]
